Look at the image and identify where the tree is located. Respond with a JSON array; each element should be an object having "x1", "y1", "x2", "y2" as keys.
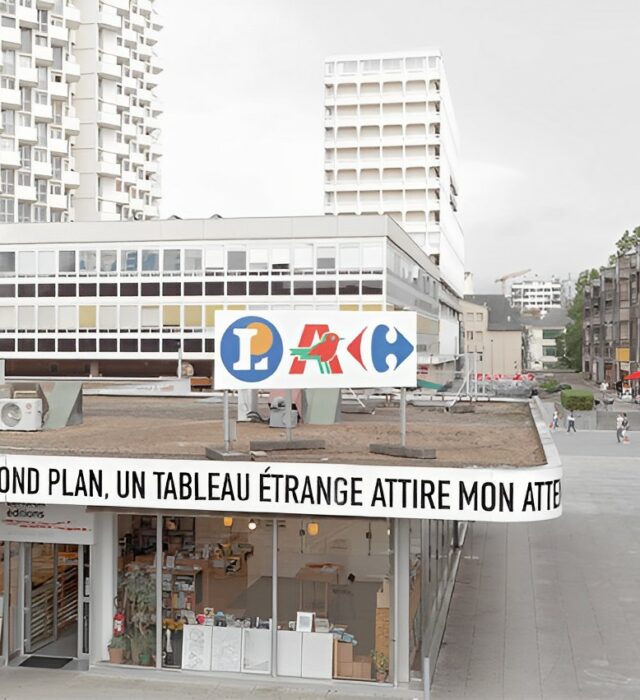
[
  {"x1": 608, "y1": 226, "x2": 640, "y2": 265},
  {"x1": 556, "y1": 268, "x2": 599, "y2": 370}
]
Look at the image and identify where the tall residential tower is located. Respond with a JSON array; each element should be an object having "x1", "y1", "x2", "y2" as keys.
[
  {"x1": 0, "y1": 0, "x2": 161, "y2": 223},
  {"x1": 323, "y1": 50, "x2": 463, "y2": 356}
]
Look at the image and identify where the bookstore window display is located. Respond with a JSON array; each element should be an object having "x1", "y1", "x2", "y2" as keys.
[{"x1": 277, "y1": 516, "x2": 391, "y2": 683}]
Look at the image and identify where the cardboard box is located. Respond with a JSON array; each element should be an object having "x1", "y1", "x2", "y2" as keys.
[
  {"x1": 336, "y1": 661, "x2": 353, "y2": 677},
  {"x1": 336, "y1": 641, "x2": 353, "y2": 664},
  {"x1": 352, "y1": 657, "x2": 372, "y2": 679}
]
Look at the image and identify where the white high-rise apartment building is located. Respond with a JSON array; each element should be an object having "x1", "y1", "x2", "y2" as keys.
[
  {"x1": 0, "y1": 0, "x2": 161, "y2": 224},
  {"x1": 323, "y1": 50, "x2": 463, "y2": 356},
  {"x1": 510, "y1": 279, "x2": 563, "y2": 312}
]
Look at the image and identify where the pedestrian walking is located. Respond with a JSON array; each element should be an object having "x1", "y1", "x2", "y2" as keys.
[
  {"x1": 552, "y1": 409, "x2": 560, "y2": 431},
  {"x1": 616, "y1": 413, "x2": 624, "y2": 443},
  {"x1": 622, "y1": 413, "x2": 630, "y2": 444},
  {"x1": 567, "y1": 410, "x2": 576, "y2": 433}
]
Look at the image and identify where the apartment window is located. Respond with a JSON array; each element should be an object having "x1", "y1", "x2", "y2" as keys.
[
  {"x1": 79, "y1": 250, "x2": 96, "y2": 273},
  {"x1": 293, "y1": 281, "x2": 313, "y2": 296},
  {"x1": 59, "y1": 250, "x2": 76, "y2": 273},
  {"x1": 184, "y1": 282, "x2": 202, "y2": 296},
  {"x1": 2, "y1": 50, "x2": 15, "y2": 76},
  {"x1": 316, "y1": 280, "x2": 336, "y2": 295},
  {"x1": 249, "y1": 281, "x2": 268, "y2": 295},
  {"x1": 37, "y1": 284, "x2": 54, "y2": 297},
  {"x1": 227, "y1": 281, "x2": 246, "y2": 295},
  {"x1": 163, "y1": 249, "x2": 180, "y2": 273},
  {"x1": 337, "y1": 60, "x2": 357, "y2": 75},
  {"x1": 0, "y1": 284, "x2": 15, "y2": 296},
  {"x1": 316, "y1": 246, "x2": 336, "y2": 271},
  {"x1": 0, "y1": 252, "x2": 15, "y2": 275},
  {"x1": 52, "y1": 46, "x2": 63, "y2": 70},
  {"x1": 141, "y1": 249, "x2": 159, "y2": 272},
  {"x1": 227, "y1": 250, "x2": 246, "y2": 272},
  {"x1": 1, "y1": 169, "x2": 15, "y2": 195},
  {"x1": 120, "y1": 282, "x2": 138, "y2": 296},
  {"x1": 362, "y1": 280, "x2": 383, "y2": 294},
  {"x1": 50, "y1": 210, "x2": 62, "y2": 222},
  {"x1": 19, "y1": 145, "x2": 31, "y2": 169},
  {"x1": 52, "y1": 156, "x2": 62, "y2": 179},
  {"x1": 204, "y1": 281, "x2": 223, "y2": 296},
  {"x1": 121, "y1": 249, "x2": 138, "y2": 272},
  {"x1": 37, "y1": 66, "x2": 47, "y2": 90},
  {"x1": 406, "y1": 57, "x2": 426, "y2": 70},
  {"x1": 21, "y1": 86, "x2": 31, "y2": 111},
  {"x1": 18, "y1": 112, "x2": 30, "y2": 127},
  {"x1": 52, "y1": 100, "x2": 63, "y2": 125},
  {"x1": 96, "y1": 250, "x2": 116, "y2": 273},
  {"x1": 18, "y1": 172, "x2": 30, "y2": 187},
  {"x1": 120, "y1": 338, "x2": 138, "y2": 352},
  {"x1": 294, "y1": 245, "x2": 313, "y2": 273},
  {"x1": 19, "y1": 27, "x2": 32, "y2": 51},
  {"x1": 18, "y1": 202, "x2": 31, "y2": 223},
  {"x1": 35, "y1": 178, "x2": 46, "y2": 203},
  {"x1": 362, "y1": 59, "x2": 380, "y2": 73},
  {"x1": 339, "y1": 280, "x2": 359, "y2": 295},
  {"x1": 36, "y1": 121, "x2": 47, "y2": 146},
  {"x1": 141, "y1": 282, "x2": 160, "y2": 296},
  {"x1": 1, "y1": 110, "x2": 15, "y2": 136},
  {"x1": 476, "y1": 313, "x2": 482, "y2": 321},
  {"x1": 162, "y1": 282, "x2": 180, "y2": 296},
  {"x1": 37, "y1": 9, "x2": 47, "y2": 31},
  {"x1": 184, "y1": 249, "x2": 202, "y2": 272},
  {"x1": 99, "y1": 283, "x2": 117, "y2": 296}
]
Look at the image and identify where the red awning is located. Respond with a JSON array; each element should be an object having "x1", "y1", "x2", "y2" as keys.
[{"x1": 624, "y1": 371, "x2": 640, "y2": 380}]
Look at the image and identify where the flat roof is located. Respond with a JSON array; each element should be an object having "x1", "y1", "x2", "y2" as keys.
[{"x1": 0, "y1": 396, "x2": 545, "y2": 468}]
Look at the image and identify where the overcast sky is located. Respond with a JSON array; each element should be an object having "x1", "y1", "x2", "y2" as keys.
[{"x1": 156, "y1": 0, "x2": 640, "y2": 293}]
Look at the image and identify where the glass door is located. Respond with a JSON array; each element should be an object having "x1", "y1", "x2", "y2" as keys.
[
  {"x1": 2, "y1": 542, "x2": 23, "y2": 662},
  {"x1": 24, "y1": 543, "x2": 79, "y2": 656}
]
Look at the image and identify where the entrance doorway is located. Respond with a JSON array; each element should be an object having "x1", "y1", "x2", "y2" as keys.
[
  {"x1": 2, "y1": 541, "x2": 90, "y2": 667},
  {"x1": 24, "y1": 543, "x2": 79, "y2": 657}
]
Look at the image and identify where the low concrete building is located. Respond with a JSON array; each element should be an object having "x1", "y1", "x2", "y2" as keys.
[
  {"x1": 463, "y1": 295, "x2": 523, "y2": 376},
  {"x1": 523, "y1": 309, "x2": 570, "y2": 370}
]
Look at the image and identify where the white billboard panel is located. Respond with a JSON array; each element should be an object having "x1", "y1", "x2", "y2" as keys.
[{"x1": 214, "y1": 311, "x2": 417, "y2": 390}]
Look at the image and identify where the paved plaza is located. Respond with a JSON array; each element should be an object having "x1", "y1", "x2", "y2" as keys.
[{"x1": 432, "y1": 419, "x2": 640, "y2": 699}]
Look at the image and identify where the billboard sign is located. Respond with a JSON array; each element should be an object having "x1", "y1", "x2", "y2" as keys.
[{"x1": 214, "y1": 311, "x2": 417, "y2": 389}]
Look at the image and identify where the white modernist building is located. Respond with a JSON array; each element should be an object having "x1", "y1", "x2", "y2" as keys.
[
  {"x1": 0, "y1": 0, "x2": 161, "y2": 224},
  {"x1": 323, "y1": 49, "x2": 463, "y2": 358},
  {"x1": 509, "y1": 279, "x2": 563, "y2": 312},
  {"x1": 0, "y1": 215, "x2": 441, "y2": 378}
]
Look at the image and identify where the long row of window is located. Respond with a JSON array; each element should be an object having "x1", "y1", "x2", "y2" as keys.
[
  {"x1": 0, "y1": 337, "x2": 213, "y2": 353},
  {"x1": 0, "y1": 279, "x2": 383, "y2": 298},
  {"x1": 0, "y1": 242, "x2": 385, "y2": 276}
]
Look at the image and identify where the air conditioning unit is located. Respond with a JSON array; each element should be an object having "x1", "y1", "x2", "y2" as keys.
[{"x1": 0, "y1": 399, "x2": 43, "y2": 431}]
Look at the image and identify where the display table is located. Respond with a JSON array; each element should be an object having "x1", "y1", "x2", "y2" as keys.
[
  {"x1": 181, "y1": 624, "x2": 212, "y2": 671},
  {"x1": 276, "y1": 630, "x2": 332, "y2": 679},
  {"x1": 211, "y1": 626, "x2": 242, "y2": 672},
  {"x1": 295, "y1": 564, "x2": 343, "y2": 616},
  {"x1": 241, "y1": 628, "x2": 271, "y2": 674}
]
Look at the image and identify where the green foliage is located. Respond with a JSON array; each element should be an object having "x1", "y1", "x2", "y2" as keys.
[
  {"x1": 540, "y1": 378, "x2": 559, "y2": 391},
  {"x1": 608, "y1": 227, "x2": 640, "y2": 265},
  {"x1": 560, "y1": 268, "x2": 599, "y2": 370},
  {"x1": 109, "y1": 635, "x2": 128, "y2": 649},
  {"x1": 123, "y1": 565, "x2": 156, "y2": 665},
  {"x1": 560, "y1": 389, "x2": 594, "y2": 411}
]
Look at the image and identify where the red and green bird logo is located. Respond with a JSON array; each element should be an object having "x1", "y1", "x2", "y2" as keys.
[{"x1": 289, "y1": 332, "x2": 342, "y2": 374}]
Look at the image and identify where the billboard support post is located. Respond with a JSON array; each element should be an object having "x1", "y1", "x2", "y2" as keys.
[
  {"x1": 285, "y1": 389, "x2": 293, "y2": 442},
  {"x1": 223, "y1": 390, "x2": 230, "y2": 452},
  {"x1": 400, "y1": 387, "x2": 407, "y2": 447}
]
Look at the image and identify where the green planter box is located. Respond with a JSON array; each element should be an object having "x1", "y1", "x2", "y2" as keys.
[{"x1": 560, "y1": 389, "x2": 594, "y2": 411}]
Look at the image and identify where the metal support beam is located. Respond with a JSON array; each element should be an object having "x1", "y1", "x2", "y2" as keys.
[
  {"x1": 223, "y1": 390, "x2": 230, "y2": 452},
  {"x1": 270, "y1": 518, "x2": 278, "y2": 676},
  {"x1": 155, "y1": 514, "x2": 162, "y2": 669},
  {"x1": 400, "y1": 388, "x2": 407, "y2": 446}
]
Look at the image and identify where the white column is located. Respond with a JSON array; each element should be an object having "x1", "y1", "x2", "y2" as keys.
[{"x1": 90, "y1": 511, "x2": 117, "y2": 664}]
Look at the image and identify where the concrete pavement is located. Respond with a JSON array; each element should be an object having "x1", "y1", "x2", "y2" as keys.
[{"x1": 431, "y1": 416, "x2": 640, "y2": 699}]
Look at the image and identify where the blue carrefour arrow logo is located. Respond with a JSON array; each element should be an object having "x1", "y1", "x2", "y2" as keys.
[{"x1": 371, "y1": 325, "x2": 414, "y2": 372}]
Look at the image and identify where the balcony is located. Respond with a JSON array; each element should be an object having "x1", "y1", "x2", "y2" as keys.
[
  {"x1": 17, "y1": 65, "x2": 38, "y2": 86},
  {"x1": 16, "y1": 125, "x2": 37, "y2": 144},
  {"x1": 49, "y1": 80, "x2": 68, "y2": 99},
  {"x1": 114, "y1": 44, "x2": 130, "y2": 64},
  {"x1": 144, "y1": 204, "x2": 158, "y2": 218},
  {"x1": 48, "y1": 193, "x2": 67, "y2": 209},
  {"x1": 62, "y1": 169, "x2": 79, "y2": 188},
  {"x1": 145, "y1": 160, "x2": 160, "y2": 174},
  {"x1": 122, "y1": 27, "x2": 137, "y2": 46},
  {"x1": 49, "y1": 137, "x2": 68, "y2": 155},
  {"x1": 0, "y1": 87, "x2": 22, "y2": 109},
  {"x1": 98, "y1": 9, "x2": 121, "y2": 30},
  {"x1": 0, "y1": 149, "x2": 20, "y2": 167},
  {"x1": 145, "y1": 26, "x2": 159, "y2": 45},
  {"x1": 122, "y1": 74, "x2": 137, "y2": 92},
  {"x1": 130, "y1": 196, "x2": 145, "y2": 210},
  {"x1": 129, "y1": 11, "x2": 145, "y2": 29},
  {"x1": 36, "y1": 0, "x2": 55, "y2": 7},
  {"x1": 129, "y1": 150, "x2": 145, "y2": 166},
  {"x1": 48, "y1": 23, "x2": 68, "y2": 45},
  {"x1": 97, "y1": 159, "x2": 120, "y2": 177},
  {"x1": 97, "y1": 111, "x2": 121, "y2": 129},
  {"x1": 137, "y1": 88, "x2": 153, "y2": 104},
  {"x1": 107, "y1": 0, "x2": 128, "y2": 10},
  {"x1": 114, "y1": 93, "x2": 129, "y2": 110},
  {"x1": 110, "y1": 189, "x2": 129, "y2": 205},
  {"x1": 16, "y1": 185, "x2": 37, "y2": 201},
  {"x1": 32, "y1": 160, "x2": 52, "y2": 177},
  {"x1": 33, "y1": 103, "x2": 53, "y2": 121},
  {"x1": 65, "y1": 5, "x2": 81, "y2": 28},
  {"x1": 138, "y1": 0, "x2": 153, "y2": 14},
  {"x1": 33, "y1": 44, "x2": 53, "y2": 65},
  {"x1": 129, "y1": 58, "x2": 145, "y2": 75},
  {"x1": 122, "y1": 122, "x2": 136, "y2": 139},
  {"x1": 112, "y1": 140, "x2": 129, "y2": 156},
  {"x1": 63, "y1": 114, "x2": 80, "y2": 134},
  {"x1": 98, "y1": 61, "x2": 121, "y2": 81},
  {"x1": 17, "y1": 3, "x2": 38, "y2": 27},
  {"x1": 0, "y1": 26, "x2": 22, "y2": 49},
  {"x1": 63, "y1": 59, "x2": 80, "y2": 81},
  {"x1": 121, "y1": 169, "x2": 136, "y2": 185}
]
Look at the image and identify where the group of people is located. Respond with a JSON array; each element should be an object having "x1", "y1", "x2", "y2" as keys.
[
  {"x1": 551, "y1": 408, "x2": 631, "y2": 442},
  {"x1": 550, "y1": 409, "x2": 576, "y2": 432}
]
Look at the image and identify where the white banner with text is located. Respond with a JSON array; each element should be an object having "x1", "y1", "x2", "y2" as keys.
[{"x1": 0, "y1": 455, "x2": 562, "y2": 523}]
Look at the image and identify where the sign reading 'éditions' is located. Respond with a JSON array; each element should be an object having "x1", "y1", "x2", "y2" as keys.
[
  {"x1": 214, "y1": 311, "x2": 417, "y2": 390},
  {"x1": 0, "y1": 455, "x2": 562, "y2": 523}
]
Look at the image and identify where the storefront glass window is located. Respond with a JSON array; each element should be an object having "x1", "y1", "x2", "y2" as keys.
[
  {"x1": 116, "y1": 514, "x2": 157, "y2": 666},
  {"x1": 277, "y1": 516, "x2": 391, "y2": 683},
  {"x1": 409, "y1": 519, "x2": 422, "y2": 679}
]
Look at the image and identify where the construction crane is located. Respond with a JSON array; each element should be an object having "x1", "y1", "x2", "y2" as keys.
[{"x1": 494, "y1": 269, "x2": 531, "y2": 296}]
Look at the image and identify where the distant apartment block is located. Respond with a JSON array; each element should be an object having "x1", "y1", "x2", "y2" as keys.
[
  {"x1": 509, "y1": 279, "x2": 563, "y2": 312},
  {"x1": 583, "y1": 253, "x2": 634, "y2": 384},
  {"x1": 323, "y1": 50, "x2": 463, "y2": 357},
  {"x1": 0, "y1": 0, "x2": 162, "y2": 224}
]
